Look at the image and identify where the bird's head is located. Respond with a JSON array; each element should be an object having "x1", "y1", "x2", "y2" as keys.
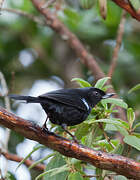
[{"x1": 87, "y1": 88, "x2": 115, "y2": 107}]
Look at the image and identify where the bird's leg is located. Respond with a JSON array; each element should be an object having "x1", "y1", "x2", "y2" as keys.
[
  {"x1": 61, "y1": 124, "x2": 78, "y2": 143},
  {"x1": 42, "y1": 116, "x2": 49, "y2": 131}
]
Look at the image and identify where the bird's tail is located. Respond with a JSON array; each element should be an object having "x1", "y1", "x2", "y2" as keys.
[{"x1": 9, "y1": 94, "x2": 40, "y2": 103}]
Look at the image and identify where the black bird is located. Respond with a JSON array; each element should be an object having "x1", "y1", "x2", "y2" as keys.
[{"x1": 9, "y1": 87, "x2": 114, "y2": 141}]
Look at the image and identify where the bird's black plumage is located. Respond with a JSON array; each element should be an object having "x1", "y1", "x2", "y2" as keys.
[{"x1": 9, "y1": 87, "x2": 114, "y2": 141}]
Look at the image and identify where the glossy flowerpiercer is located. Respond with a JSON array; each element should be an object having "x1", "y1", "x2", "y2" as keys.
[{"x1": 9, "y1": 87, "x2": 114, "y2": 141}]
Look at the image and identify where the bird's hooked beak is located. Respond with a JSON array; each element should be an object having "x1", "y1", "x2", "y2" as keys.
[{"x1": 102, "y1": 93, "x2": 115, "y2": 99}]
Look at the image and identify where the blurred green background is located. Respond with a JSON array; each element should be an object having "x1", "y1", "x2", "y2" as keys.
[
  {"x1": 1, "y1": 0, "x2": 140, "y2": 179},
  {"x1": 1, "y1": 1, "x2": 140, "y2": 106}
]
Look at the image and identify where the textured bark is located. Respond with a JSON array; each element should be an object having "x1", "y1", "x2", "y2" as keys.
[
  {"x1": 0, "y1": 106, "x2": 140, "y2": 179},
  {"x1": 112, "y1": 0, "x2": 140, "y2": 21}
]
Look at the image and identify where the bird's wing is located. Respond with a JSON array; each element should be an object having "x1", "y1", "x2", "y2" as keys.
[{"x1": 39, "y1": 89, "x2": 90, "y2": 112}]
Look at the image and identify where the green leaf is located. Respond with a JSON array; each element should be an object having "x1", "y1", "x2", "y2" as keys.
[
  {"x1": 102, "y1": 85, "x2": 112, "y2": 91},
  {"x1": 63, "y1": 8, "x2": 81, "y2": 22},
  {"x1": 95, "y1": 119, "x2": 129, "y2": 138},
  {"x1": 6, "y1": 172, "x2": 16, "y2": 180},
  {"x1": 132, "y1": 132, "x2": 140, "y2": 138},
  {"x1": 70, "y1": 159, "x2": 85, "y2": 176},
  {"x1": 104, "y1": 0, "x2": 121, "y2": 27},
  {"x1": 114, "y1": 175, "x2": 127, "y2": 180},
  {"x1": 128, "y1": 0, "x2": 140, "y2": 11},
  {"x1": 105, "y1": 123, "x2": 118, "y2": 131},
  {"x1": 133, "y1": 122, "x2": 140, "y2": 130},
  {"x1": 84, "y1": 125, "x2": 103, "y2": 145},
  {"x1": 50, "y1": 165, "x2": 69, "y2": 177},
  {"x1": 94, "y1": 77, "x2": 110, "y2": 89},
  {"x1": 124, "y1": 135, "x2": 140, "y2": 151},
  {"x1": 85, "y1": 130, "x2": 94, "y2": 147},
  {"x1": 113, "y1": 144, "x2": 124, "y2": 155},
  {"x1": 16, "y1": 144, "x2": 45, "y2": 171},
  {"x1": 93, "y1": 118, "x2": 129, "y2": 129},
  {"x1": 79, "y1": 0, "x2": 94, "y2": 9},
  {"x1": 29, "y1": 153, "x2": 56, "y2": 170},
  {"x1": 43, "y1": 153, "x2": 69, "y2": 180},
  {"x1": 70, "y1": 158, "x2": 81, "y2": 166},
  {"x1": 128, "y1": 83, "x2": 140, "y2": 93},
  {"x1": 71, "y1": 78, "x2": 91, "y2": 87},
  {"x1": 104, "y1": 120, "x2": 129, "y2": 136},
  {"x1": 75, "y1": 123, "x2": 91, "y2": 140},
  {"x1": 127, "y1": 108, "x2": 135, "y2": 129},
  {"x1": 36, "y1": 165, "x2": 69, "y2": 180},
  {"x1": 102, "y1": 98, "x2": 128, "y2": 109},
  {"x1": 96, "y1": 168, "x2": 103, "y2": 180},
  {"x1": 115, "y1": 125, "x2": 129, "y2": 136},
  {"x1": 68, "y1": 172, "x2": 83, "y2": 180},
  {"x1": 94, "y1": 139, "x2": 119, "y2": 151}
]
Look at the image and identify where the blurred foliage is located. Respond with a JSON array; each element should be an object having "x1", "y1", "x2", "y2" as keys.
[{"x1": 1, "y1": 0, "x2": 140, "y2": 179}]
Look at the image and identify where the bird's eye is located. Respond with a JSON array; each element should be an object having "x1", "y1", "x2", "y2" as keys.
[
  {"x1": 93, "y1": 91, "x2": 99, "y2": 97},
  {"x1": 95, "y1": 92, "x2": 98, "y2": 95}
]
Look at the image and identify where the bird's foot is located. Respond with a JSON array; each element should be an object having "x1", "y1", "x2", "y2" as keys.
[
  {"x1": 61, "y1": 124, "x2": 79, "y2": 143},
  {"x1": 42, "y1": 123, "x2": 49, "y2": 132}
]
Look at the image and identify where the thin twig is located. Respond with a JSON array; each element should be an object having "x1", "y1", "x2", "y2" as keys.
[
  {"x1": 98, "y1": 123, "x2": 116, "y2": 149},
  {"x1": 108, "y1": 10, "x2": 126, "y2": 77},
  {"x1": 1, "y1": 8, "x2": 45, "y2": 26},
  {"x1": 0, "y1": 150, "x2": 45, "y2": 171}
]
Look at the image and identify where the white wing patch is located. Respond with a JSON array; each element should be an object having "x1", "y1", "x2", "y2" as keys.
[{"x1": 81, "y1": 98, "x2": 90, "y2": 111}]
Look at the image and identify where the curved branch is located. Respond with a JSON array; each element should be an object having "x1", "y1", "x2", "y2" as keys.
[
  {"x1": 31, "y1": 0, "x2": 105, "y2": 80},
  {"x1": 112, "y1": 0, "x2": 140, "y2": 21},
  {"x1": 0, "y1": 106, "x2": 140, "y2": 179}
]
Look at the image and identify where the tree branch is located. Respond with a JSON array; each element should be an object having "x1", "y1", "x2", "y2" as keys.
[
  {"x1": 0, "y1": 150, "x2": 45, "y2": 171},
  {"x1": 0, "y1": 106, "x2": 140, "y2": 179},
  {"x1": 111, "y1": 0, "x2": 140, "y2": 21},
  {"x1": 31, "y1": 0, "x2": 105, "y2": 80},
  {"x1": 108, "y1": 10, "x2": 126, "y2": 77},
  {"x1": 1, "y1": 8, "x2": 45, "y2": 26}
]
